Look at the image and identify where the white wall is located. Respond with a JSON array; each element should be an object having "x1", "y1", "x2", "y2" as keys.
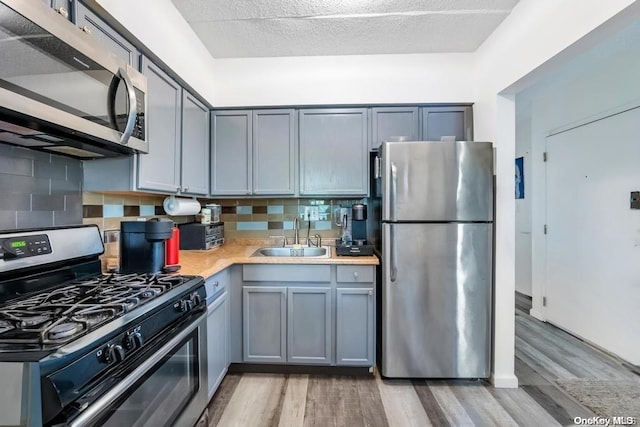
[
  {"x1": 213, "y1": 54, "x2": 475, "y2": 106},
  {"x1": 515, "y1": 100, "x2": 532, "y2": 296},
  {"x1": 515, "y1": 18, "x2": 640, "y2": 364},
  {"x1": 96, "y1": 0, "x2": 217, "y2": 104}
]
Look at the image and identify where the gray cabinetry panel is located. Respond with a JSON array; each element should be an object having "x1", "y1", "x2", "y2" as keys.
[
  {"x1": 421, "y1": 106, "x2": 473, "y2": 141},
  {"x1": 243, "y1": 286, "x2": 286, "y2": 363},
  {"x1": 138, "y1": 57, "x2": 182, "y2": 193},
  {"x1": 336, "y1": 288, "x2": 374, "y2": 366},
  {"x1": 50, "y1": 0, "x2": 72, "y2": 21},
  {"x1": 287, "y1": 287, "x2": 332, "y2": 364},
  {"x1": 75, "y1": 2, "x2": 139, "y2": 68},
  {"x1": 336, "y1": 265, "x2": 375, "y2": 283},
  {"x1": 181, "y1": 91, "x2": 210, "y2": 195},
  {"x1": 252, "y1": 110, "x2": 296, "y2": 195},
  {"x1": 299, "y1": 108, "x2": 368, "y2": 196},
  {"x1": 207, "y1": 291, "x2": 229, "y2": 399},
  {"x1": 242, "y1": 264, "x2": 331, "y2": 283},
  {"x1": 370, "y1": 107, "x2": 420, "y2": 151},
  {"x1": 211, "y1": 111, "x2": 252, "y2": 195}
]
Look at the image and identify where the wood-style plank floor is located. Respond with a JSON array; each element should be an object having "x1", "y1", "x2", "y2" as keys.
[{"x1": 205, "y1": 293, "x2": 638, "y2": 426}]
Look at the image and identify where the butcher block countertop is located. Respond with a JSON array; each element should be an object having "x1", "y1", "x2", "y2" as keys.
[{"x1": 179, "y1": 240, "x2": 379, "y2": 278}]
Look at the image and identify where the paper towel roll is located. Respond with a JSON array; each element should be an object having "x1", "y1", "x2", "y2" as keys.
[{"x1": 163, "y1": 197, "x2": 201, "y2": 216}]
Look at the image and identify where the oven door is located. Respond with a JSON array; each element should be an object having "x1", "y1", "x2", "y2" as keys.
[{"x1": 66, "y1": 313, "x2": 207, "y2": 427}]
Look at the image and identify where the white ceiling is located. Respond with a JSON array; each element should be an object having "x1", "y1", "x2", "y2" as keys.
[{"x1": 170, "y1": 0, "x2": 520, "y2": 58}]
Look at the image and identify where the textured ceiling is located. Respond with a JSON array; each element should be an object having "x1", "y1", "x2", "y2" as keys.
[{"x1": 171, "y1": 0, "x2": 520, "y2": 58}]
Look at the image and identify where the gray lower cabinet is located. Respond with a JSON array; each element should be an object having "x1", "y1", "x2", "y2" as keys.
[
  {"x1": 421, "y1": 106, "x2": 473, "y2": 141},
  {"x1": 75, "y1": 2, "x2": 139, "y2": 68},
  {"x1": 138, "y1": 57, "x2": 182, "y2": 193},
  {"x1": 206, "y1": 290, "x2": 229, "y2": 399},
  {"x1": 299, "y1": 108, "x2": 369, "y2": 196},
  {"x1": 370, "y1": 107, "x2": 420, "y2": 151},
  {"x1": 211, "y1": 109, "x2": 296, "y2": 196},
  {"x1": 287, "y1": 287, "x2": 331, "y2": 364},
  {"x1": 242, "y1": 286, "x2": 287, "y2": 363},
  {"x1": 181, "y1": 91, "x2": 210, "y2": 195},
  {"x1": 336, "y1": 288, "x2": 374, "y2": 366}
]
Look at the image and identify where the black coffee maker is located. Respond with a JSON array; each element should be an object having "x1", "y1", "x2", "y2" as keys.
[
  {"x1": 336, "y1": 204, "x2": 374, "y2": 256},
  {"x1": 120, "y1": 218, "x2": 174, "y2": 273}
]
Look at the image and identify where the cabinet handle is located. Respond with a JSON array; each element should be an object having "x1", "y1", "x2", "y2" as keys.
[
  {"x1": 368, "y1": 290, "x2": 373, "y2": 296},
  {"x1": 176, "y1": 186, "x2": 181, "y2": 193},
  {"x1": 57, "y1": 7, "x2": 69, "y2": 18},
  {"x1": 353, "y1": 271, "x2": 359, "y2": 279},
  {"x1": 213, "y1": 281, "x2": 219, "y2": 288},
  {"x1": 183, "y1": 186, "x2": 189, "y2": 192},
  {"x1": 82, "y1": 25, "x2": 91, "y2": 35}
]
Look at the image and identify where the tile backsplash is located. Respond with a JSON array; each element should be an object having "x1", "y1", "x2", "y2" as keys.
[{"x1": 0, "y1": 144, "x2": 82, "y2": 230}]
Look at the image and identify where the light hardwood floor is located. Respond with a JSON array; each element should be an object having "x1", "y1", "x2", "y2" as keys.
[{"x1": 204, "y1": 293, "x2": 638, "y2": 426}]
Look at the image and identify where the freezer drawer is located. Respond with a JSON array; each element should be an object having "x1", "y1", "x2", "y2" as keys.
[
  {"x1": 381, "y1": 141, "x2": 493, "y2": 222},
  {"x1": 381, "y1": 222, "x2": 492, "y2": 378}
]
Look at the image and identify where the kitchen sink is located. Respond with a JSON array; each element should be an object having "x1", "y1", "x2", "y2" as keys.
[{"x1": 251, "y1": 246, "x2": 330, "y2": 258}]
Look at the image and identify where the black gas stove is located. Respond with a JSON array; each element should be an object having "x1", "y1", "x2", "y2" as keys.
[{"x1": 0, "y1": 225, "x2": 207, "y2": 427}]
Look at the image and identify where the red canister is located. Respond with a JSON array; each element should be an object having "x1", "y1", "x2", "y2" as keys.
[{"x1": 165, "y1": 226, "x2": 180, "y2": 266}]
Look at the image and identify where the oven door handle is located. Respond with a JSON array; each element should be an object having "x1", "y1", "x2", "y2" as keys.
[{"x1": 69, "y1": 313, "x2": 204, "y2": 427}]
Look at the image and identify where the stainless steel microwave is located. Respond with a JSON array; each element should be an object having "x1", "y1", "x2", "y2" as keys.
[{"x1": 0, "y1": 0, "x2": 147, "y2": 159}]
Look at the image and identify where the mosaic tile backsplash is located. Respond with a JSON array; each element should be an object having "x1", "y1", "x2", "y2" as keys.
[{"x1": 82, "y1": 192, "x2": 363, "y2": 241}]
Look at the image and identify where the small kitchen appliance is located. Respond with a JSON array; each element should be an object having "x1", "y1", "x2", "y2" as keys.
[
  {"x1": 178, "y1": 222, "x2": 224, "y2": 250},
  {"x1": 0, "y1": 225, "x2": 208, "y2": 426},
  {"x1": 120, "y1": 219, "x2": 173, "y2": 273},
  {"x1": 336, "y1": 204, "x2": 374, "y2": 256}
]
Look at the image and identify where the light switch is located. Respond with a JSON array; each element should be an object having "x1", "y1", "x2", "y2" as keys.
[{"x1": 630, "y1": 191, "x2": 640, "y2": 209}]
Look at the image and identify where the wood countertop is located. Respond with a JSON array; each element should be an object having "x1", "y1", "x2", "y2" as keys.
[{"x1": 178, "y1": 242, "x2": 379, "y2": 279}]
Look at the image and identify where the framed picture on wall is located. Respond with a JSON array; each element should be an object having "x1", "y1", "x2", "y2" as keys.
[{"x1": 515, "y1": 157, "x2": 524, "y2": 199}]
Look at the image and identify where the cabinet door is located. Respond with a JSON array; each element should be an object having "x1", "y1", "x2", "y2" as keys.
[
  {"x1": 138, "y1": 57, "x2": 182, "y2": 192},
  {"x1": 421, "y1": 106, "x2": 473, "y2": 141},
  {"x1": 50, "y1": 0, "x2": 72, "y2": 21},
  {"x1": 207, "y1": 291, "x2": 229, "y2": 400},
  {"x1": 287, "y1": 287, "x2": 331, "y2": 365},
  {"x1": 336, "y1": 288, "x2": 374, "y2": 366},
  {"x1": 370, "y1": 107, "x2": 420, "y2": 151},
  {"x1": 299, "y1": 108, "x2": 368, "y2": 196},
  {"x1": 243, "y1": 286, "x2": 286, "y2": 363},
  {"x1": 252, "y1": 110, "x2": 296, "y2": 195},
  {"x1": 75, "y1": 2, "x2": 139, "y2": 68},
  {"x1": 181, "y1": 91, "x2": 210, "y2": 195},
  {"x1": 211, "y1": 111, "x2": 252, "y2": 195}
]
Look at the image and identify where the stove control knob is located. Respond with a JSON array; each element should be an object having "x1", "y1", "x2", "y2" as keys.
[
  {"x1": 190, "y1": 293, "x2": 202, "y2": 306},
  {"x1": 101, "y1": 344, "x2": 125, "y2": 364},
  {"x1": 124, "y1": 331, "x2": 144, "y2": 350},
  {"x1": 179, "y1": 299, "x2": 194, "y2": 313}
]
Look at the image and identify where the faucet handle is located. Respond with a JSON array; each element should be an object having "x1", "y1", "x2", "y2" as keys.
[
  {"x1": 310, "y1": 234, "x2": 322, "y2": 247},
  {"x1": 269, "y1": 235, "x2": 287, "y2": 247}
]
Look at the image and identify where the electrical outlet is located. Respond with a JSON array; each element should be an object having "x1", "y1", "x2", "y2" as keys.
[{"x1": 304, "y1": 206, "x2": 320, "y2": 221}]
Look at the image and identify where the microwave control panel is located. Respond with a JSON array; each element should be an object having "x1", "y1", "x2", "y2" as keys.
[{"x1": 0, "y1": 234, "x2": 52, "y2": 260}]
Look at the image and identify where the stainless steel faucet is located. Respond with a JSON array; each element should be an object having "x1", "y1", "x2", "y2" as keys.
[{"x1": 293, "y1": 217, "x2": 299, "y2": 245}]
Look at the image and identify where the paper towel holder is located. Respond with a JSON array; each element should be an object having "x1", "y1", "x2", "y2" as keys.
[{"x1": 163, "y1": 195, "x2": 202, "y2": 216}]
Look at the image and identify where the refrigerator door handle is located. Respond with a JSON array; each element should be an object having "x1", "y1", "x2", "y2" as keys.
[
  {"x1": 390, "y1": 162, "x2": 398, "y2": 221},
  {"x1": 374, "y1": 155, "x2": 381, "y2": 179},
  {"x1": 390, "y1": 224, "x2": 397, "y2": 282}
]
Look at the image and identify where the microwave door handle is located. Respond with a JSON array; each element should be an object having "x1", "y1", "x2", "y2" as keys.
[{"x1": 116, "y1": 67, "x2": 137, "y2": 144}]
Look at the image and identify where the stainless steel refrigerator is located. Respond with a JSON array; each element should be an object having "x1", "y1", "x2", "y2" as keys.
[{"x1": 375, "y1": 140, "x2": 494, "y2": 378}]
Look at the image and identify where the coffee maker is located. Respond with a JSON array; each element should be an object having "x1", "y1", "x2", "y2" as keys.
[
  {"x1": 120, "y1": 218, "x2": 174, "y2": 273},
  {"x1": 336, "y1": 204, "x2": 374, "y2": 256}
]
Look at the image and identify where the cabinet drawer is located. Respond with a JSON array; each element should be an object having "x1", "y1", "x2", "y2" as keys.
[
  {"x1": 206, "y1": 268, "x2": 229, "y2": 300},
  {"x1": 336, "y1": 265, "x2": 374, "y2": 283},
  {"x1": 243, "y1": 265, "x2": 331, "y2": 283}
]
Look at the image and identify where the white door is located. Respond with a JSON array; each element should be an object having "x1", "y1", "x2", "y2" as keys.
[{"x1": 545, "y1": 106, "x2": 640, "y2": 365}]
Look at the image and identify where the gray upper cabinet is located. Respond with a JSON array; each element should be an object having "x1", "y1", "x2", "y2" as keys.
[
  {"x1": 421, "y1": 106, "x2": 473, "y2": 141},
  {"x1": 287, "y1": 287, "x2": 331, "y2": 365},
  {"x1": 138, "y1": 57, "x2": 182, "y2": 193},
  {"x1": 299, "y1": 108, "x2": 369, "y2": 196},
  {"x1": 181, "y1": 91, "x2": 210, "y2": 195},
  {"x1": 211, "y1": 111, "x2": 252, "y2": 196},
  {"x1": 75, "y1": 2, "x2": 139, "y2": 68},
  {"x1": 370, "y1": 107, "x2": 420, "y2": 151},
  {"x1": 252, "y1": 110, "x2": 296, "y2": 195},
  {"x1": 243, "y1": 286, "x2": 287, "y2": 363}
]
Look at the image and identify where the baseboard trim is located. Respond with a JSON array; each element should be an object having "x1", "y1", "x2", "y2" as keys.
[
  {"x1": 490, "y1": 373, "x2": 519, "y2": 388},
  {"x1": 529, "y1": 308, "x2": 544, "y2": 321}
]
